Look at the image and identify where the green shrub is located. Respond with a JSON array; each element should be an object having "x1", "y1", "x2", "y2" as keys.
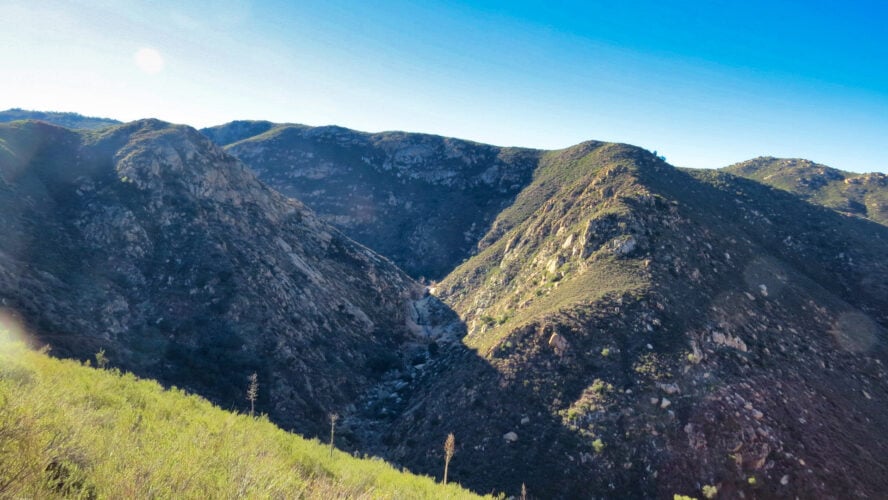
[{"x1": 593, "y1": 438, "x2": 605, "y2": 453}]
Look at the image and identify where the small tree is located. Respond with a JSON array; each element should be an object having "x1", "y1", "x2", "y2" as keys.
[
  {"x1": 247, "y1": 372, "x2": 258, "y2": 417},
  {"x1": 443, "y1": 433, "x2": 456, "y2": 485},
  {"x1": 329, "y1": 413, "x2": 339, "y2": 457},
  {"x1": 95, "y1": 349, "x2": 108, "y2": 369}
]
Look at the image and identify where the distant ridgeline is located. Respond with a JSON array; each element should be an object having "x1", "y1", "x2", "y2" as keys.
[
  {"x1": 205, "y1": 122, "x2": 888, "y2": 280},
  {"x1": 724, "y1": 157, "x2": 888, "y2": 226},
  {"x1": 202, "y1": 120, "x2": 543, "y2": 280},
  {"x1": 0, "y1": 108, "x2": 120, "y2": 130}
]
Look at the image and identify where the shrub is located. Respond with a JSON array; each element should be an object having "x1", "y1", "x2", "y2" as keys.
[{"x1": 593, "y1": 438, "x2": 605, "y2": 454}]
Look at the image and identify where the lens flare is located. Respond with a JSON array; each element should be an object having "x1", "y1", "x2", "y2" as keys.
[
  {"x1": 0, "y1": 308, "x2": 31, "y2": 349},
  {"x1": 830, "y1": 312, "x2": 879, "y2": 353},
  {"x1": 742, "y1": 257, "x2": 787, "y2": 298}
]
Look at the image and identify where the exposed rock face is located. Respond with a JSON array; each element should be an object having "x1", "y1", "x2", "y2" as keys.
[
  {"x1": 0, "y1": 119, "x2": 421, "y2": 437},
  {"x1": 406, "y1": 293, "x2": 466, "y2": 342},
  {"x1": 547, "y1": 332, "x2": 569, "y2": 354},
  {"x1": 203, "y1": 122, "x2": 542, "y2": 279}
]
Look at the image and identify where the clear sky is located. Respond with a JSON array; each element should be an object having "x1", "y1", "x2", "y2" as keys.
[{"x1": 2, "y1": 0, "x2": 886, "y2": 172}]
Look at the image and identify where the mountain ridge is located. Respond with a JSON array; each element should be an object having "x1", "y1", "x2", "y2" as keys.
[
  {"x1": 0, "y1": 108, "x2": 121, "y2": 130},
  {"x1": 0, "y1": 118, "x2": 430, "y2": 439},
  {"x1": 205, "y1": 120, "x2": 888, "y2": 283},
  {"x1": 352, "y1": 143, "x2": 888, "y2": 498},
  {"x1": 723, "y1": 156, "x2": 888, "y2": 225},
  {"x1": 194, "y1": 120, "x2": 888, "y2": 496}
]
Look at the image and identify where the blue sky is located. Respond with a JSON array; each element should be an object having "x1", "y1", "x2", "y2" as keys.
[{"x1": 1, "y1": 0, "x2": 886, "y2": 171}]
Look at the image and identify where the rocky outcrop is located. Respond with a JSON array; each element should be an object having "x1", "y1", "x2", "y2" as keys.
[{"x1": 406, "y1": 292, "x2": 466, "y2": 342}]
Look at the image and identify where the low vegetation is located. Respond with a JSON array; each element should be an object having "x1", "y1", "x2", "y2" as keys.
[
  {"x1": 0, "y1": 108, "x2": 120, "y2": 130},
  {"x1": 439, "y1": 142, "x2": 650, "y2": 354},
  {"x1": 0, "y1": 331, "x2": 486, "y2": 499},
  {"x1": 723, "y1": 156, "x2": 888, "y2": 225}
]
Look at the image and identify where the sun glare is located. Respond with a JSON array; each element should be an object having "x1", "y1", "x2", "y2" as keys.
[{"x1": 134, "y1": 47, "x2": 164, "y2": 75}]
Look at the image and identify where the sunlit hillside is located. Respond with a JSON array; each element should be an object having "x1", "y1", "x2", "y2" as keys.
[{"x1": 0, "y1": 323, "x2": 486, "y2": 500}]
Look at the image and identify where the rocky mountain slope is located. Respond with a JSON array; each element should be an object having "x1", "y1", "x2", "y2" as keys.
[
  {"x1": 201, "y1": 120, "x2": 277, "y2": 147},
  {"x1": 341, "y1": 143, "x2": 888, "y2": 498},
  {"x1": 0, "y1": 119, "x2": 428, "y2": 437},
  {"x1": 203, "y1": 121, "x2": 541, "y2": 279},
  {"x1": 724, "y1": 157, "x2": 888, "y2": 226},
  {"x1": 0, "y1": 108, "x2": 121, "y2": 130},
  {"x1": 3, "y1": 117, "x2": 886, "y2": 499}
]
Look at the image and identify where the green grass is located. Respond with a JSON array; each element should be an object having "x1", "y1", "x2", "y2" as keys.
[
  {"x1": 0, "y1": 332, "x2": 487, "y2": 499},
  {"x1": 464, "y1": 257, "x2": 647, "y2": 354}
]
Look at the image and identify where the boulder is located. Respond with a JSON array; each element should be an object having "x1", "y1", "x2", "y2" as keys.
[
  {"x1": 548, "y1": 332, "x2": 570, "y2": 355},
  {"x1": 610, "y1": 235, "x2": 637, "y2": 256}
]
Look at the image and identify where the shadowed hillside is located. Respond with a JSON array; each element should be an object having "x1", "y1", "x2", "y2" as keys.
[
  {"x1": 0, "y1": 119, "x2": 423, "y2": 438},
  {"x1": 204, "y1": 121, "x2": 542, "y2": 279},
  {"x1": 2, "y1": 118, "x2": 886, "y2": 498}
]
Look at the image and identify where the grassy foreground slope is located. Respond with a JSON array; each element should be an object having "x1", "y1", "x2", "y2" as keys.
[{"x1": 0, "y1": 332, "x2": 485, "y2": 499}]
